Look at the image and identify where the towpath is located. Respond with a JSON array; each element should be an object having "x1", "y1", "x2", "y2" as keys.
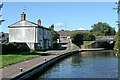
[{"x1": 1, "y1": 50, "x2": 65, "y2": 79}]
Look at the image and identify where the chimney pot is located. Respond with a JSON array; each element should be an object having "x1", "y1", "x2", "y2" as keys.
[
  {"x1": 38, "y1": 19, "x2": 41, "y2": 25},
  {"x1": 21, "y1": 12, "x2": 26, "y2": 21}
]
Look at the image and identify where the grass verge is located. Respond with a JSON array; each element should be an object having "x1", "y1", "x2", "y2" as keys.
[
  {"x1": 1, "y1": 51, "x2": 50, "y2": 68},
  {"x1": 62, "y1": 49, "x2": 78, "y2": 54},
  {"x1": 82, "y1": 41, "x2": 95, "y2": 46}
]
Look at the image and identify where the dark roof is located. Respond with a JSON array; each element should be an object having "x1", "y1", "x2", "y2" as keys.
[{"x1": 58, "y1": 30, "x2": 90, "y2": 36}]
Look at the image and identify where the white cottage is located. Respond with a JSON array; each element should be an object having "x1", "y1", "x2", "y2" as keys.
[{"x1": 8, "y1": 12, "x2": 52, "y2": 50}]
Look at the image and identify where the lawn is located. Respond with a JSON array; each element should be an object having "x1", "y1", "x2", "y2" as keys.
[
  {"x1": 1, "y1": 51, "x2": 50, "y2": 68},
  {"x1": 82, "y1": 41, "x2": 95, "y2": 46}
]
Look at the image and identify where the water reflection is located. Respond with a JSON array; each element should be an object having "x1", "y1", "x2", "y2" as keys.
[{"x1": 35, "y1": 50, "x2": 119, "y2": 79}]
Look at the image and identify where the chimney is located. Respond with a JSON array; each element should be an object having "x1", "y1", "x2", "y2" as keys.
[
  {"x1": 38, "y1": 19, "x2": 41, "y2": 25},
  {"x1": 21, "y1": 12, "x2": 26, "y2": 21}
]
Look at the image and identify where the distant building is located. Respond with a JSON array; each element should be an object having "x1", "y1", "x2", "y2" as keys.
[
  {"x1": 58, "y1": 30, "x2": 90, "y2": 41},
  {"x1": 0, "y1": 32, "x2": 9, "y2": 43},
  {"x1": 8, "y1": 12, "x2": 52, "y2": 50}
]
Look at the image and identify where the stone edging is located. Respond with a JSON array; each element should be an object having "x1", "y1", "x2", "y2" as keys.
[
  {"x1": 11, "y1": 50, "x2": 79, "y2": 80},
  {"x1": 11, "y1": 49, "x2": 105, "y2": 80}
]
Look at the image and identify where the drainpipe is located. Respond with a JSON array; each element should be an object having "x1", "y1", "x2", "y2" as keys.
[{"x1": 35, "y1": 27, "x2": 36, "y2": 50}]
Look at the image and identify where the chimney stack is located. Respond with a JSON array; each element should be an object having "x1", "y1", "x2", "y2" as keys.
[
  {"x1": 21, "y1": 12, "x2": 26, "y2": 21},
  {"x1": 38, "y1": 19, "x2": 41, "y2": 25}
]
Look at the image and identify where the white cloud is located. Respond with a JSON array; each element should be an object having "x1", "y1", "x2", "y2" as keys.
[
  {"x1": 55, "y1": 22, "x2": 64, "y2": 27},
  {"x1": 79, "y1": 27, "x2": 85, "y2": 30}
]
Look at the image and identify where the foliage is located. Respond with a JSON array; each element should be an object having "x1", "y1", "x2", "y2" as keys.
[
  {"x1": 1, "y1": 51, "x2": 50, "y2": 68},
  {"x1": 53, "y1": 43, "x2": 60, "y2": 49},
  {"x1": 91, "y1": 22, "x2": 116, "y2": 36},
  {"x1": 114, "y1": 28, "x2": 120, "y2": 50},
  {"x1": 70, "y1": 32, "x2": 95, "y2": 47},
  {"x1": 49, "y1": 24, "x2": 54, "y2": 31},
  {"x1": 49, "y1": 24, "x2": 60, "y2": 43},
  {"x1": 82, "y1": 32, "x2": 95, "y2": 41},
  {"x1": 2, "y1": 43, "x2": 30, "y2": 54},
  {"x1": 51, "y1": 30, "x2": 60, "y2": 43}
]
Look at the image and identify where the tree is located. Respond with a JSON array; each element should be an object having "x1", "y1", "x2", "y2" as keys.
[
  {"x1": 91, "y1": 22, "x2": 116, "y2": 36},
  {"x1": 70, "y1": 32, "x2": 95, "y2": 47},
  {"x1": 114, "y1": 1, "x2": 120, "y2": 51},
  {"x1": 49, "y1": 24, "x2": 54, "y2": 31},
  {"x1": 0, "y1": 4, "x2": 4, "y2": 25},
  {"x1": 49, "y1": 24, "x2": 60, "y2": 43}
]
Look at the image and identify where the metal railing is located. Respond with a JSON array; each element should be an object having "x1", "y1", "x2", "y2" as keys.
[{"x1": 95, "y1": 36, "x2": 115, "y2": 40}]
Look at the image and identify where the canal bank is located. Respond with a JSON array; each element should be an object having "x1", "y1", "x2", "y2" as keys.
[
  {"x1": 2, "y1": 48, "x2": 105, "y2": 80},
  {"x1": 35, "y1": 50, "x2": 118, "y2": 79}
]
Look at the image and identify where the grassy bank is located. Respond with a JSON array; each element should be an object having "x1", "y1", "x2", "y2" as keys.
[
  {"x1": 62, "y1": 49, "x2": 78, "y2": 54},
  {"x1": 82, "y1": 41, "x2": 95, "y2": 46},
  {"x1": 1, "y1": 51, "x2": 50, "y2": 68}
]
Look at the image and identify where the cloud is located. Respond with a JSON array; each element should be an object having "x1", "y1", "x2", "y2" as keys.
[
  {"x1": 55, "y1": 22, "x2": 64, "y2": 27},
  {"x1": 79, "y1": 27, "x2": 85, "y2": 30}
]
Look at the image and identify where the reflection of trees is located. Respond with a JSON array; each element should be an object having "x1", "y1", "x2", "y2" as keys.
[
  {"x1": 118, "y1": 58, "x2": 120, "y2": 78},
  {"x1": 80, "y1": 51, "x2": 115, "y2": 58},
  {"x1": 71, "y1": 53, "x2": 83, "y2": 66}
]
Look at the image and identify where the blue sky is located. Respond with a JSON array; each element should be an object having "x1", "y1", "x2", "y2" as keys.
[{"x1": 1, "y1": 2, "x2": 118, "y2": 33}]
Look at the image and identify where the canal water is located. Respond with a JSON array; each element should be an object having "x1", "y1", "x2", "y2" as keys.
[{"x1": 35, "y1": 50, "x2": 119, "y2": 79}]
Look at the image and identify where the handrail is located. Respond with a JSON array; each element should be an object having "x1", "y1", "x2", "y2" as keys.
[{"x1": 95, "y1": 36, "x2": 115, "y2": 40}]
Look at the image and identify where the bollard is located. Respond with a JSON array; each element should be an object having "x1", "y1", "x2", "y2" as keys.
[
  {"x1": 19, "y1": 68, "x2": 23, "y2": 72},
  {"x1": 44, "y1": 58, "x2": 46, "y2": 61}
]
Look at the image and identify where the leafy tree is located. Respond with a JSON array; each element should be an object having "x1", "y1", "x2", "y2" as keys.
[
  {"x1": 49, "y1": 24, "x2": 60, "y2": 43},
  {"x1": 114, "y1": 28, "x2": 120, "y2": 50},
  {"x1": 82, "y1": 32, "x2": 95, "y2": 41},
  {"x1": 49, "y1": 24, "x2": 54, "y2": 31},
  {"x1": 91, "y1": 22, "x2": 116, "y2": 36},
  {"x1": 70, "y1": 32, "x2": 95, "y2": 47}
]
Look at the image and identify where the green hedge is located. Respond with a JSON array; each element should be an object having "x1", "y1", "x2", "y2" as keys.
[{"x1": 2, "y1": 43, "x2": 30, "y2": 54}]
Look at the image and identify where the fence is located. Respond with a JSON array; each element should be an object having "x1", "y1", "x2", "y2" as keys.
[{"x1": 95, "y1": 36, "x2": 115, "y2": 40}]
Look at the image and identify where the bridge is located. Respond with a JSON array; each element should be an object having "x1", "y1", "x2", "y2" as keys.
[{"x1": 95, "y1": 36, "x2": 115, "y2": 41}]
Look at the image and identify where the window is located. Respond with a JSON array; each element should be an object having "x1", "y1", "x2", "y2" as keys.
[{"x1": 39, "y1": 29, "x2": 42, "y2": 35}]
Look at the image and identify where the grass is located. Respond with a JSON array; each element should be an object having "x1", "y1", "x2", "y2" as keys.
[
  {"x1": 1, "y1": 51, "x2": 50, "y2": 68},
  {"x1": 62, "y1": 49, "x2": 78, "y2": 54},
  {"x1": 82, "y1": 41, "x2": 95, "y2": 46}
]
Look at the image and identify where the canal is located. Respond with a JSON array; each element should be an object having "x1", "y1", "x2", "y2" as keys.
[{"x1": 35, "y1": 50, "x2": 119, "y2": 79}]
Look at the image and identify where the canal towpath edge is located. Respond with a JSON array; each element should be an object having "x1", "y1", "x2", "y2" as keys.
[{"x1": 1, "y1": 48, "x2": 105, "y2": 79}]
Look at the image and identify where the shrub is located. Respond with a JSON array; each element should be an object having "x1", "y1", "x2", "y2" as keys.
[
  {"x1": 70, "y1": 32, "x2": 95, "y2": 47},
  {"x1": 2, "y1": 43, "x2": 30, "y2": 55},
  {"x1": 114, "y1": 30, "x2": 120, "y2": 50}
]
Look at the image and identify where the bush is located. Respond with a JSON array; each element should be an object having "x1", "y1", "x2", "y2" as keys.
[
  {"x1": 2, "y1": 43, "x2": 30, "y2": 55},
  {"x1": 53, "y1": 43, "x2": 60, "y2": 49},
  {"x1": 70, "y1": 32, "x2": 95, "y2": 47},
  {"x1": 114, "y1": 28, "x2": 120, "y2": 50},
  {"x1": 51, "y1": 30, "x2": 60, "y2": 43}
]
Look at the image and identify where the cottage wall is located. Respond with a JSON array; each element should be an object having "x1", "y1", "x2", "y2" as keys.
[
  {"x1": 36, "y1": 28, "x2": 44, "y2": 50},
  {"x1": 8, "y1": 12, "x2": 52, "y2": 50},
  {"x1": 9, "y1": 27, "x2": 35, "y2": 43}
]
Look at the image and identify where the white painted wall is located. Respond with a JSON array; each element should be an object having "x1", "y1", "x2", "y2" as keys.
[{"x1": 9, "y1": 27, "x2": 35, "y2": 43}]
